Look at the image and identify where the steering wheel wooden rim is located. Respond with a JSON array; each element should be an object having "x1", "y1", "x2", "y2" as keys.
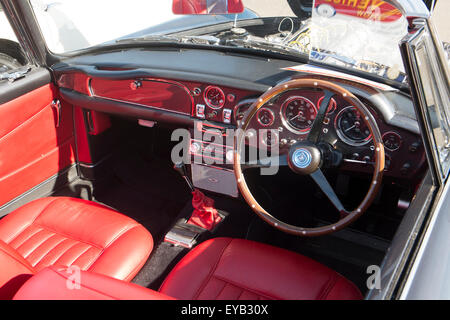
[{"x1": 233, "y1": 78, "x2": 385, "y2": 237}]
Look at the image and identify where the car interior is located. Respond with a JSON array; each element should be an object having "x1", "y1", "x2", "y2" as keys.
[{"x1": 0, "y1": 0, "x2": 434, "y2": 300}]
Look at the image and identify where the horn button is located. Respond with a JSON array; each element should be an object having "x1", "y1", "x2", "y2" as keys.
[{"x1": 288, "y1": 142, "x2": 322, "y2": 175}]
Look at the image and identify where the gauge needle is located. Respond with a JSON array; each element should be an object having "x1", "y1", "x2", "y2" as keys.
[
  {"x1": 290, "y1": 114, "x2": 300, "y2": 121},
  {"x1": 345, "y1": 125, "x2": 356, "y2": 132}
]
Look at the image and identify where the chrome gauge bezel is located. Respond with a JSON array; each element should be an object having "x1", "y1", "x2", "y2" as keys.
[
  {"x1": 280, "y1": 95, "x2": 318, "y2": 135},
  {"x1": 382, "y1": 131, "x2": 402, "y2": 151},
  {"x1": 317, "y1": 96, "x2": 337, "y2": 115},
  {"x1": 203, "y1": 86, "x2": 225, "y2": 110},
  {"x1": 256, "y1": 107, "x2": 275, "y2": 127},
  {"x1": 334, "y1": 106, "x2": 373, "y2": 147}
]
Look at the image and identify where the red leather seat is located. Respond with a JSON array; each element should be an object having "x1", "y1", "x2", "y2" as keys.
[
  {"x1": 159, "y1": 237, "x2": 362, "y2": 300},
  {"x1": 14, "y1": 266, "x2": 173, "y2": 300},
  {"x1": 0, "y1": 197, "x2": 152, "y2": 299}
]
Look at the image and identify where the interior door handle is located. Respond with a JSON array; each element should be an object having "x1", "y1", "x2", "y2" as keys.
[{"x1": 51, "y1": 99, "x2": 62, "y2": 127}]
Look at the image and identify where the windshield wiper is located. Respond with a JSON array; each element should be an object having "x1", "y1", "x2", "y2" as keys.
[
  {"x1": 116, "y1": 35, "x2": 181, "y2": 43},
  {"x1": 116, "y1": 34, "x2": 220, "y2": 45},
  {"x1": 226, "y1": 35, "x2": 307, "y2": 57}
]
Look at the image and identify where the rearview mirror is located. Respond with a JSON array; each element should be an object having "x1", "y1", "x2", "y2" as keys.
[{"x1": 172, "y1": 0, "x2": 244, "y2": 15}]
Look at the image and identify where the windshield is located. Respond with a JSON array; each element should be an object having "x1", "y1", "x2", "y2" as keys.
[{"x1": 29, "y1": 0, "x2": 408, "y2": 82}]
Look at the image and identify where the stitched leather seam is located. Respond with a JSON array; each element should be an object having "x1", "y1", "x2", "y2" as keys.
[
  {"x1": 45, "y1": 241, "x2": 82, "y2": 267},
  {"x1": 13, "y1": 227, "x2": 45, "y2": 252},
  {"x1": 22, "y1": 231, "x2": 57, "y2": 259},
  {"x1": 0, "y1": 244, "x2": 34, "y2": 273},
  {"x1": 318, "y1": 273, "x2": 338, "y2": 300},
  {"x1": 192, "y1": 238, "x2": 234, "y2": 300},
  {"x1": 5, "y1": 198, "x2": 59, "y2": 245},
  {"x1": 31, "y1": 237, "x2": 68, "y2": 267},
  {"x1": 212, "y1": 275, "x2": 278, "y2": 300},
  {"x1": 212, "y1": 278, "x2": 228, "y2": 300},
  {"x1": 84, "y1": 225, "x2": 139, "y2": 272},
  {"x1": 0, "y1": 138, "x2": 74, "y2": 183},
  {"x1": 34, "y1": 223, "x2": 104, "y2": 250},
  {"x1": 236, "y1": 287, "x2": 244, "y2": 300},
  {"x1": 102, "y1": 224, "x2": 138, "y2": 251},
  {"x1": 0, "y1": 101, "x2": 51, "y2": 142},
  {"x1": 66, "y1": 245, "x2": 95, "y2": 269}
]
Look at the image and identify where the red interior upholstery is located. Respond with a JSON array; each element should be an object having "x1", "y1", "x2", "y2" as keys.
[
  {"x1": 13, "y1": 266, "x2": 173, "y2": 300},
  {"x1": 0, "y1": 84, "x2": 75, "y2": 206},
  {"x1": 159, "y1": 237, "x2": 362, "y2": 300},
  {"x1": 0, "y1": 240, "x2": 34, "y2": 299},
  {"x1": 0, "y1": 197, "x2": 153, "y2": 299}
]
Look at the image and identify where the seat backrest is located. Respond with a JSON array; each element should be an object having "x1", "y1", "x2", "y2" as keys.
[{"x1": 13, "y1": 266, "x2": 174, "y2": 300}]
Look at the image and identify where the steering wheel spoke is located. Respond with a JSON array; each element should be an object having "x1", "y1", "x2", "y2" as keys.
[
  {"x1": 242, "y1": 153, "x2": 288, "y2": 170},
  {"x1": 307, "y1": 89, "x2": 334, "y2": 144},
  {"x1": 310, "y1": 169, "x2": 347, "y2": 216}
]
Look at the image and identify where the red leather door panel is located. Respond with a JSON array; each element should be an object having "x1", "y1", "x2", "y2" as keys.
[{"x1": 0, "y1": 83, "x2": 75, "y2": 206}]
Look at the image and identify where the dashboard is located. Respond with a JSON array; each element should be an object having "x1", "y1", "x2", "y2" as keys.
[
  {"x1": 242, "y1": 88, "x2": 425, "y2": 179},
  {"x1": 54, "y1": 48, "x2": 426, "y2": 183}
]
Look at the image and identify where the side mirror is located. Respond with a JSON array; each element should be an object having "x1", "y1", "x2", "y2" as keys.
[{"x1": 172, "y1": 0, "x2": 244, "y2": 15}]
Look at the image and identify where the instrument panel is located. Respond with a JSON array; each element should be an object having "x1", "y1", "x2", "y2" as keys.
[
  {"x1": 57, "y1": 68, "x2": 425, "y2": 181},
  {"x1": 244, "y1": 88, "x2": 425, "y2": 180}
]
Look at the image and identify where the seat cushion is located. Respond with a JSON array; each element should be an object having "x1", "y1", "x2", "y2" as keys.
[
  {"x1": 0, "y1": 197, "x2": 153, "y2": 283},
  {"x1": 159, "y1": 237, "x2": 362, "y2": 300}
]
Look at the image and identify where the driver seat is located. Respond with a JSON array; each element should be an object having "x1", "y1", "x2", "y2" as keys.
[{"x1": 159, "y1": 237, "x2": 362, "y2": 300}]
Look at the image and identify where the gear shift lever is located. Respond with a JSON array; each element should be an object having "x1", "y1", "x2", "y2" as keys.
[
  {"x1": 173, "y1": 162, "x2": 222, "y2": 231},
  {"x1": 174, "y1": 162, "x2": 195, "y2": 192}
]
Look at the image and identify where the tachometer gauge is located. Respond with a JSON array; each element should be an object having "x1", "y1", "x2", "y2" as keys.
[
  {"x1": 204, "y1": 86, "x2": 225, "y2": 109},
  {"x1": 335, "y1": 106, "x2": 372, "y2": 146},
  {"x1": 281, "y1": 96, "x2": 317, "y2": 133},
  {"x1": 257, "y1": 107, "x2": 275, "y2": 126}
]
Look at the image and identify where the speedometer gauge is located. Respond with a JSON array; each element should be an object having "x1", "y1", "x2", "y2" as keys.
[
  {"x1": 281, "y1": 96, "x2": 317, "y2": 133},
  {"x1": 335, "y1": 106, "x2": 372, "y2": 146},
  {"x1": 204, "y1": 86, "x2": 225, "y2": 109}
]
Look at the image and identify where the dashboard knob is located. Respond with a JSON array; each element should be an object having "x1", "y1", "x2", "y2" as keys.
[
  {"x1": 400, "y1": 163, "x2": 411, "y2": 175},
  {"x1": 130, "y1": 80, "x2": 142, "y2": 90},
  {"x1": 409, "y1": 142, "x2": 421, "y2": 153},
  {"x1": 193, "y1": 87, "x2": 202, "y2": 96}
]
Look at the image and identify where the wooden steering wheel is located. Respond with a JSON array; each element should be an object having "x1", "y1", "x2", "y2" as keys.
[{"x1": 233, "y1": 78, "x2": 385, "y2": 236}]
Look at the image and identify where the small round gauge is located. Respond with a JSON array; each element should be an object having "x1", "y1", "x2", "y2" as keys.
[
  {"x1": 204, "y1": 86, "x2": 225, "y2": 109},
  {"x1": 317, "y1": 96, "x2": 337, "y2": 115},
  {"x1": 335, "y1": 106, "x2": 372, "y2": 146},
  {"x1": 383, "y1": 131, "x2": 402, "y2": 151},
  {"x1": 257, "y1": 108, "x2": 275, "y2": 127},
  {"x1": 282, "y1": 96, "x2": 317, "y2": 133}
]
